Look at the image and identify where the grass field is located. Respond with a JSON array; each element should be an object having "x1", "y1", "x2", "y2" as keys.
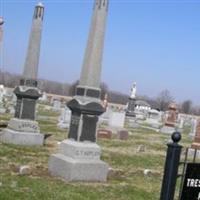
[{"x1": 0, "y1": 110, "x2": 192, "y2": 200}]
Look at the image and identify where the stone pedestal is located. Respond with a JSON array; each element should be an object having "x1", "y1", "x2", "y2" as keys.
[
  {"x1": 0, "y1": 118, "x2": 44, "y2": 146},
  {"x1": 48, "y1": 140, "x2": 109, "y2": 182},
  {"x1": 126, "y1": 98, "x2": 136, "y2": 117}
]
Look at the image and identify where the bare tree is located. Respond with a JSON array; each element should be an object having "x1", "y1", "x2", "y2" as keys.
[
  {"x1": 181, "y1": 100, "x2": 192, "y2": 114},
  {"x1": 156, "y1": 89, "x2": 174, "y2": 111}
]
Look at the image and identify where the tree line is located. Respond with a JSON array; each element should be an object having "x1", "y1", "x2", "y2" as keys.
[{"x1": 0, "y1": 70, "x2": 199, "y2": 115}]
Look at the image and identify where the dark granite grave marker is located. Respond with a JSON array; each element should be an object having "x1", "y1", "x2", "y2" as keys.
[{"x1": 180, "y1": 163, "x2": 200, "y2": 200}]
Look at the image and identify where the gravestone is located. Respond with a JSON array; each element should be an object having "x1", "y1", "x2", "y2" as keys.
[
  {"x1": 178, "y1": 115, "x2": 184, "y2": 130},
  {"x1": 49, "y1": 0, "x2": 109, "y2": 182},
  {"x1": 57, "y1": 107, "x2": 71, "y2": 129},
  {"x1": 108, "y1": 112, "x2": 125, "y2": 129},
  {"x1": 49, "y1": 140, "x2": 108, "y2": 182},
  {"x1": 160, "y1": 103, "x2": 178, "y2": 134},
  {"x1": 53, "y1": 99, "x2": 61, "y2": 111},
  {"x1": 39, "y1": 92, "x2": 48, "y2": 102},
  {"x1": 99, "y1": 107, "x2": 113, "y2": 125},
  {"x1": 189, "y1": 118, "x2": 197, "y2": 139},
  {"x1": 0, "y1": 3, "x2": 45, "y2": 146},
  {"x1": 145, "y1": 109, "x2": 162, "y2": 128}
]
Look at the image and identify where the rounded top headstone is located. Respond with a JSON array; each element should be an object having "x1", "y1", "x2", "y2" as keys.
[
  {"x1": 168, "y1": 102, "x2": 177, "y2": 110},
  {"x1": 171, "y1": 132, "x2": 181, "y2": 143},
  {"x1": 0, "y1": 17, "x2": 4, "y2": 26}
]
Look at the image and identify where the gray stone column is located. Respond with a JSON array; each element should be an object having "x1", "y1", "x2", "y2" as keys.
[
  {"x1": 68, "y1": 0, "x2": 109, "y2": 142},
  {"x1": 49, "y1": 0, "x2": 109, "y2": 182},
  {"x1": 0, "y1": 3, "x2": 45, "y2": 146},
  {"x1": 14, "y1": 3, "x2": 44, "y2": 121},
  {"x1": 0, "y1": 17, "x2": 4, "y2": 44},
  {"x1": 23, "y1": 2, "x2": 44, "y2": 81},
  {"x1": 79, "y1": 0, "x2": 109, "y2": 90}
]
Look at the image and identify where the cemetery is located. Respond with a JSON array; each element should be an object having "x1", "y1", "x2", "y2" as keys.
[
  {"x1": 1, "y1": 0, "x2": 200, "y2": 200},
  {"x1": 0, "y1": 103, "x2": 198, "y2": 200}
]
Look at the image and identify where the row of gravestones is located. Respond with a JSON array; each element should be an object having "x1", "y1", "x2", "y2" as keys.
[
  {"x1": 55, "y1": 105, "x2": 198, "y2": 141},
  {"x1": 2, "y1": 87, "x2": 197, "y2": 141}
]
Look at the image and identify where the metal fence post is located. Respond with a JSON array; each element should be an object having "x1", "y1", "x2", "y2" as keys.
[{"x1": 160, "y1": 132, "x2": 182, "y2": 200}]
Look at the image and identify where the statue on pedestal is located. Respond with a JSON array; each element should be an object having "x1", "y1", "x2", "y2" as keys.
[{"x1": 130, "y1": 82, "x2": 137, "y2": 99}]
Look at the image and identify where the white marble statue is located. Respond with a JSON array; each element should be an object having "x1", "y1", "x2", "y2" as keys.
[{"x1": 130, "y1": 82, "x2": 137, "y2": 99}]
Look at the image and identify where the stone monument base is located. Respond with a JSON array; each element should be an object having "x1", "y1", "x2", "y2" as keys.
[
  {"x1": 48, "y1": 140, "x2": 109, "y2": 182},
  {"x1": 0, "y1": 118, "x2": 44, "y2": 146},
  {"x1": 160, "y1": 125, "x2": 175, "y2": 134}
]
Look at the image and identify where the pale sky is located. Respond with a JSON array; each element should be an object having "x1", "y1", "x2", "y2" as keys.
[{"x1": 1, "y1": 0, "x2": 200, "y2": 104}]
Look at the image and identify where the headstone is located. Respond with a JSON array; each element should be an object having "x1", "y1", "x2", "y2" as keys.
[
  {"x1": 39, "y1": 92, "x2": 48, "y2": 102},
  {"x1": 189, "y1": 118, "x2": 197, "y2": 138},
  {"x1": 160, "y1": 103, "x2": 178, "y2": 134},
  {"x1": 126, "y1": 117, "x2": 139, "y2": 128},
  {"x1": 99, "y1": 107, "x2": 113, "y2": 125},
  {"x1": 97, "y1": 129, "x2": 112, "y2": 139},
  {"x1": 49, "y1": 140, "x2": 109, "y2": 182},
  {"x1": 178, "y1": 115, "x2": 184, "y2": 130},
  {"x1": 117, "y1": 129, "x2": 129, "y2": 140},
  {"x1": 49, "y1": 0, "x2": 109, "y2": 182},
  {"x1": 57, "y1": 107, "x2": 71, "y2": 129},
  {"x1": 53, "y1": 99, "x2": 61, "y2": 111},
  {"x1": 0, "y1": 118, "x2": 43, "y2": 145},
  {"x1": 108, "y1": 112, "x2": 125, "y2": 128},
  {"x1": 145, "y1": 109, "x2": 162, "y2": 128}
]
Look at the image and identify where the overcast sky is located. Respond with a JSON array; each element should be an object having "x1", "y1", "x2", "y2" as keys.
[{"x1": 1, "y1": 0, "x2": 200, "y2": 104}]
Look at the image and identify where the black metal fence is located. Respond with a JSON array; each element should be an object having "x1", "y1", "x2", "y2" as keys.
[{"x1": 159, "y1": 132, "x2": 200, "y2": 200}]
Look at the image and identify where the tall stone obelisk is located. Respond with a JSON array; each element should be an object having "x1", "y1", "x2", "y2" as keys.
[
  {"x1": 0, "y1": 3, "x2": 45, "y2": 146},
  {"x1": 67, "y1": 0, "x2": 109, "y2": 142},
  {"x1": 0, "y1": 17, "x2": 4, "y2": 44},
  {"x1": 49, "y1": 0, "x2": 109, "y2": 182}
]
